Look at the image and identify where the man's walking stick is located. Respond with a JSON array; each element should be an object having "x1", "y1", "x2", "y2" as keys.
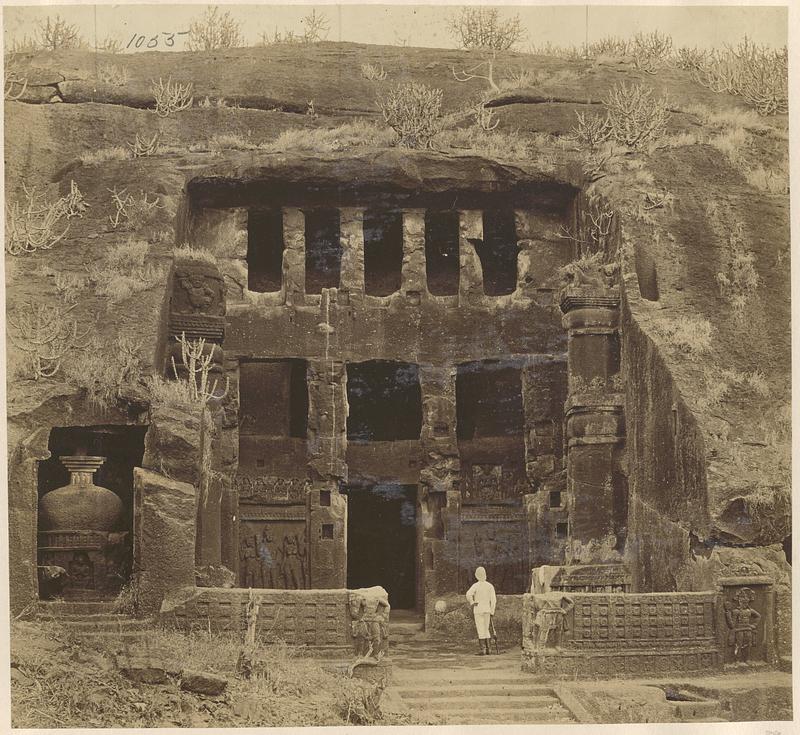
[{"x1": 490, "y1": 615, "x2": 499, "y2": 653}]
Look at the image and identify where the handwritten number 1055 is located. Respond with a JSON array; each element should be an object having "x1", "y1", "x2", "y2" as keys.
[{"x1": 126, "y1": 31, "x2": 188, "y2": 49}]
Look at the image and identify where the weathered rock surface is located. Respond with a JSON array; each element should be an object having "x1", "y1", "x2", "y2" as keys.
[{"x1": 133, "y1": 469, "x2": 196, "y2": 616}]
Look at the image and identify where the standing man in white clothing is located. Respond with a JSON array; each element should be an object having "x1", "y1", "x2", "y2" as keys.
[{"x1": 465, "y1": 566, "x2": 496, "y2": 655}]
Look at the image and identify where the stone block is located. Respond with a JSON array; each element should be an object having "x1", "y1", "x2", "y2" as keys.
[
  {"x1": 133, "y1": 468, "x2": 196, "y2": 616},
  {"x1": 180, "y1": 669, "x2": 228, "y2": 696},
  {"x1": 142, "y1": 404, "x2": 203, "y2": 486},
  {"x1": 116, "y1": 655, "x2": 168, "y2": 684}
]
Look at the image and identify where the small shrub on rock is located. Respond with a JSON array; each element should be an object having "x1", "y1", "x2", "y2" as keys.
[
  {"x1": 187, "y1": 6, "x2": 243, "y2": 51},
  {"x1": 603, "y1": 82, "x2": 670, "y2": 149},
  {"x1": 378, "y1": 82, "x2": 443, "y2": 149},
  {"x1": 446, "y1": 7, "x2": 525, "y2": 51}
]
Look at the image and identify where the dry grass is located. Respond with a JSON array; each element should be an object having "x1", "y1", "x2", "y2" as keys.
[
  {"x1": 62, "y1": 335, "x2": 145, "y2": 410},
  {"x1": 715, "y1": 222, "x2": 760, "y2": 319},
  {"x1": 264, "y1": 121, "x2": 395, "y2": 153},
  {"x1": 86, "y1": 239, "x2": 165, "y2": 303},
  {"x1": 438, "y1": 127, "x2": 537, "y2": 162},
  {"x1": 80, "y1": 146, "x2": 132, "y2": 165},
  {"x1": 656, "y1": 315, "x2": 714, "y2": 355},
  {"x1": 173, "y1": 244, "x2": 219, "y2": 264},
  {"x1": 10, "y1": 620, "x2": 423, "y2": 728}
]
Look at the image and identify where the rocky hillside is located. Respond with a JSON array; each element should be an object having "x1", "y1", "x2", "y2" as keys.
[{"x1": 5, "y1": 41, "x2": 790, "y2": 557}]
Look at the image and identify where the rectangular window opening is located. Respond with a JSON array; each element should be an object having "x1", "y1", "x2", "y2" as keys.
[
  {"x1": 247, "y1": 209, "x2": 284, "y2": 293},
  {"x1": 239, "y1": 359, "x2": 309, "y2": 438},
  {"x1": 549, "y1": 490, "x2": 562, "y2": 508},
  {"x1": 347, "y1": 361, "x2": 422, "y2": 441},
  {"x1": 425, "y1": 210, "x2": 460, "y2": 296},
  {"x1": 364, "y1": 209, "x2": 404, "y2": 296},
  {"x1": 478, "y1": 209, "x2": 518, "y2": 296},
  {"x1": 305, "y1": 208, "x2": 342, "y2": 294},
  {"x1": 456, "y1": 360, "x2": 524, "y2": 440}
]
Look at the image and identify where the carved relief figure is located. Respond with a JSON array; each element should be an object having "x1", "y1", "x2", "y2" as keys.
[
  {"x1": 281, "y1": 533, "x2": 307, "y2": 589},
  {"x1": 349, "y1": 590, "x2": 390, "y2": 660},
  {"x1": 178, "y1": 273, "x2": 218, "y2": 313},
  {"x1": 240, "y1": 536, "x2": 261, "y2": 588},
  {"x1": 724, "y1": 587, "x2": 761, "y2": 662},
  {"x1": 69, "y1": 551, "x2": 94, "y2": 589},
  {"x1": 533, "y1": 594, "x2": 575, "y2": 648},
  {"x1": 258, "y1": 529, "x2": 276, "y2": 588}
]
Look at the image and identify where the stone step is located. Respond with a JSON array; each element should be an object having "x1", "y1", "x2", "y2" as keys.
[
  {"x1": 394, "y1": 676, "x2": 539, "y2": 688},
  {"x1": 399, "y1": 686, "x2": 554, "y2": 699},
  {"x1": 38, "y1": 601, "x2": 118, "y2": 615},
  {"x1": 435, "y1": 711, "x2": 575, "y2": 725},
  {"x1": 406, "y1": 696, "x2": 564, "y2": 711},
  {"x1": 55, "y1": 619, "x2": 153, "y2": 632}
]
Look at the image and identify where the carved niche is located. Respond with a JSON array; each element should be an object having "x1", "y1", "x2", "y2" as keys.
[
  {"x1": 238, "y1": 519, "x2": 308, "y2": 590},
  {"x1": 167, "y1": 259, "x2": 227, "y2": 375}
]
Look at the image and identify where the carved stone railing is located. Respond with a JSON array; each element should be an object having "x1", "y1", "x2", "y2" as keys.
[{"x1": 522, "y1": 591, "x2": 722, "y2": 677}]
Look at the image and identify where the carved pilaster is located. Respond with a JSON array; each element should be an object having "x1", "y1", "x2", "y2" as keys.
[
  {"x1": 560, "y1": 285, "x2": 626, "y2": 559},
  {"x1": 307, "y1": 360, "x2": 348, "y2": 483},
  {"x1": 339, "y1": 207, "x2": 365, "y2": 304},
  {"x1": 459, "y1": 210, "x2": 484, "y2": 304},
  {"x1": 306, "y1": 484, "x2": 347, "y2": 588},
  {"x1": 401, "y1": 209, "x2": 426, "y2": 301},
  {"x1": 282, "y1": 208, "x2": 306, "y2": 306}
]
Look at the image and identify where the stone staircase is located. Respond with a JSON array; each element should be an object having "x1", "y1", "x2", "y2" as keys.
[
  {"x1": 391, "y1": 671, "x2": 580, "y2": 724},
  {"x1": 36, "y1": 600, "x2": 152, "y2": 640}
]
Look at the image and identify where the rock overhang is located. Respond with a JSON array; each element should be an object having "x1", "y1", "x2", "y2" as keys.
[{"x1": 184, "y1": 148, "x2": 582, "y2": 210}]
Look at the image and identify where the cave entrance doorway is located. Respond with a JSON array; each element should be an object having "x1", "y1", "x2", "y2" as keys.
[{"x1": 344, "y1": 483, "x2": 418, "y2": 610}]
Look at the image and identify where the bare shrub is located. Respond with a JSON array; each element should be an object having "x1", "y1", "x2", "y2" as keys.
[
  {"x1": 300, "y1": 9, "x2": 330, "y2": 43},
  {"x1": 446, "y1": 7, "x2": 525, "y2": 51},
  {"x1": 145, "y1": 373, "x2": 195, "y2": 410},
  {"x1": 604, "y1": 82, "x2": 670, "y2": 149},
  {"x1": 128, "y1": 132, "x2": 161, "y2": 158},
  {"x1": 586, "y1": 37, "x2": 631, "y2": 58},
  {"x1": 37, "y1": 15, "x2": 83, "y2": 50},
  {"x1": 61, "y1": 180, "x2": 89, "y2": 219},
  {"x1": 569, "y1": 111, "x2": 612, "y2": 150},
  {"x1": 631, "y1": 30, "x2": 672, "y2": 74},
  {"x1": 97, "y1": 35, "x2": 123, "y2": 53},
  {"x1": 4, "y1": 56, "x2": 28, "y2": 101},
  {"x1": 108, "y1": 187, "x2": 162, "y2": 229},
  {"x1": 378, "y1": 83, "x2": 444, "y2": 149},
  {"x1": 187, "y1": 6, "x2": 243, "y2": 51},
  {"x1": 716, "y1": 222, "x2": 759, "y2": 318},
  {"x1": 8, "y1": 302, "x2": 89, "y2": 380},
  {"x1": 152, "y1": 77, "x2": 193, "y2": 117},
  {"x1": 98, "y1": 62, "x2": 129, "y2": 86},
  {"x1": 745, "y1": 163, "x2": 789, "y2": 195},
  {"x1": 673, "y1": 46, "x2": 708, "y2": 71},
  {"x1": 691, "y1": 37, "x2": 787, "y2": 115},
  {"x1": 361, "y1": 62, "x2": 387, "y2": 81},
  {"x1": 5, "y1": 185, "x2": 69, "y2": 255}
]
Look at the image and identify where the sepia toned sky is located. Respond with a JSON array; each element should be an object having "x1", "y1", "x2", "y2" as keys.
[{"x1": 2, "y1": 4, "x2": 789, "y2": 52}]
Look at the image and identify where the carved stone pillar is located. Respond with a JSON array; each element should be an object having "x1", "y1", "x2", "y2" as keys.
[
  {"x1": 419, "y1": 366, "x2": 461, "y2": 605},
  {"x1": 401, "y1": 209, "x2": 426, "y2": 301},
  {"x1": 306, "y1": 484, "x2": 347, "y2": 588},
  {"x1": 307, "y1": 360, "x2": 348, "y2": 483},
  {"x1": 458, "y1": 210, "x2": 484, "y2": 304},
  {"x1": 339, "y1": 207, "x2": 365, "y2": 304},
  {"x1": 282, "y1": 208, "x2": 306, "y2": 306},
  {"x1": 560, "y1": 282, "x2": 625, "y2": 560}
]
